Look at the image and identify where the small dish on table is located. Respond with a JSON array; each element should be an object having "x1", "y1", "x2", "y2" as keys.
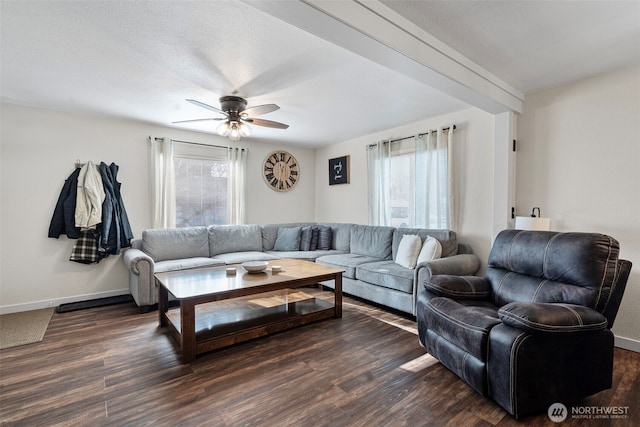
[{"x1": 241, "y1": 261, "x2": 269, "y2": 273}]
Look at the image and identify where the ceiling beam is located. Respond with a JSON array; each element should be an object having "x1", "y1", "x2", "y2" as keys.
[{"x1": 243, "y1": 0, "x2": 523, "y2": 114}]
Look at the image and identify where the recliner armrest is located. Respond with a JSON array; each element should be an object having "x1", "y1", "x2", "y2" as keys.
[
  {"x1": 423, "y1": 275, "x2": 492, "y2": 300},
  {"x1": 122, "y1": 248, "x2": 154, "y2": 275},
  {"x1": 498, "y1": 302, "x2": 608, "y2": 334}
]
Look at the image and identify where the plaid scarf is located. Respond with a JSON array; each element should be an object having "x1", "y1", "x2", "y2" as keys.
[{"x1": 69, "y1": 230, "x2": 101, "y2": 264}]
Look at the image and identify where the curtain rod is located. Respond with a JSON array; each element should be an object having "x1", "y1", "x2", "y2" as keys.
[
  {"x1": 389, "y1": 125, "x2": 456, "y2": 144},
  {"x1": 152, "y1": 137, "x2": 247, "y2": 151},
  {"x1": 367, "y1": 124, "x2": 456, "y2": 148}
]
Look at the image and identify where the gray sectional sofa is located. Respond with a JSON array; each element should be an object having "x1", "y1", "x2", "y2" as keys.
[{"x1": 122, "y1": 222, "x2": 480, "y2": 315}]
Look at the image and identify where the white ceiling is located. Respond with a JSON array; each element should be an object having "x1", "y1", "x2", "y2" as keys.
[
  {"x1": 2, "y1": 1, "x2": 639, "y2": 148},
  {"x1": 381, "y1": 0, "x2": 640, "y2": 93}
]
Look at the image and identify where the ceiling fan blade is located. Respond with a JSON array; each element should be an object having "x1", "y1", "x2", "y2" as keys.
[
  {"x1": 245, "y1": 118, "x2": 289, "y2": 129},
  {"x1": 242, "y1": 103, "x2": 279, "y2": 117},
  {"x1": 172, "y1": 118, "x2": 219, "y2": 124},
  {"x1": 186, "y1": 99, "x2": 226, "y2": 115}
]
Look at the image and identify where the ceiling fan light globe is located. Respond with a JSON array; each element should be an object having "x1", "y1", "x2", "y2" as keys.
[
  {"x1": 228, "y1": 121, "x2": 241, "y2": 141},
  {"x1": 239, "y1": 122, "x2": 251, "y2": 137},
  {"x1": 216, "y1": 121, "x2": 230, "y2": 136}
]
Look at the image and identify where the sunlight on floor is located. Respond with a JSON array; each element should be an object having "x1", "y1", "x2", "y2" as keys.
[
  {"x1": 344, "y1": 301, "x2": 418, "y2": 335},
  {"x1": 399, "y1": 353, "x2": 440, "y2": 373}
]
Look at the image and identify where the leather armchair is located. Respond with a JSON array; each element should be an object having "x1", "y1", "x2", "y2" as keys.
[{"x1": 416, "y1": 230, "x2": 632, "y2": 418}]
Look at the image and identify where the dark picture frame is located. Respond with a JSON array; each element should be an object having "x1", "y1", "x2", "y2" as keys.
[{"x1": 328, "y1": 155, "x2": 350, "y2": 185}]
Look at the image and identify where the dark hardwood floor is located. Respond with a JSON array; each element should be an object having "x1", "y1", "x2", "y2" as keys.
[{"x1": 1, "y1": 291, "x2": 638, "y2": 426}]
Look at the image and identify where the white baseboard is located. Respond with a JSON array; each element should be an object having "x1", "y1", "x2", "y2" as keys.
[
  {"x1": 614, "y1": 335, "x2": 640, "y2": 353},
  {"x1": 0, "y1": 289, "x2": 130, "y2": 315}
]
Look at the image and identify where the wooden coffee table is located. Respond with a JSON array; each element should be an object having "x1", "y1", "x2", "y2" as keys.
[{"x1": 155, "y1": 259, "x2": 343, "y2": 363}]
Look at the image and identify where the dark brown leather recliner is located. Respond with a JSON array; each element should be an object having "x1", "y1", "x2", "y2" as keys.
[{"x1": 416, "y1": 230, "x2": 632, "y2": 418}]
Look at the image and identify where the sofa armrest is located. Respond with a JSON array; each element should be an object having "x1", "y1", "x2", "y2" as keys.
[
  {"x1": 418, "y1": 253, "x2": 481, "y2": 276},
  {"x1": 422, "y1": 275, "x2": 492, "y2": 300},
  {"x1": 122, "y1": 248, "x2": 154, "y2": 275},
  {"x1": 498, "y1": 302, "x2": 608, "y2": 334}
]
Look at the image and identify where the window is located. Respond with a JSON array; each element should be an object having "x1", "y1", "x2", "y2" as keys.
[
  {"x1": 174, "y1": 157, "x2": 228, "y2": 227},
  {"x1": 173, "y1": 142, "x2": 230, "y2": 228},
  {"x1": 368, "y1": 127, "x2": 454, "y2": 229},
  {"x1": 389, "y1": 141, "x2": 416, "y2": 228}
]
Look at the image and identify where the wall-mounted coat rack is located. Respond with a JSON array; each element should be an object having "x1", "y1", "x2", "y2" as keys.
[{"x1": 49, "y1": 160, "x2": 134, "y2": 264}]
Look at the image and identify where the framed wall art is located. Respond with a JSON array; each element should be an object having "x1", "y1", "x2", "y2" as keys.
[{"x1": 328, "y1": 155, "x2": 350, "y2": 185}]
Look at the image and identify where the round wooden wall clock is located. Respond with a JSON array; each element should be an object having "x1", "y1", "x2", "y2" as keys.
[{"x1": 263, "y1": 150, "x2": 299, "y2": 192}]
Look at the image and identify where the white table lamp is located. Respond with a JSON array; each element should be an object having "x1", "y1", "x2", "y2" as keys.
[{"x1": 515, "y1": 207, "x2": 550, "y2": 231}]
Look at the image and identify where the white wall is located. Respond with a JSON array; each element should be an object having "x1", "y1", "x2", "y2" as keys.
[
  {"x1": 517, "y1": 65, "x2": 640, "y2": 347},
  {"x1": 0, "y1": 103, "x2": 315, "y2": 312},
  {"x1": 314, "y1": 107, "x2": 496, "y2": 265}
]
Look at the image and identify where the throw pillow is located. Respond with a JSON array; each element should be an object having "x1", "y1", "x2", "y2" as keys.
[
  {"x1": 417, "y1": 236, "x2": 442, "y2": 264},
  {"x1": 317, "y1": 225, "x2": 332, "y2": 250},
  {"x1": 299, "y1": 226, "x2": 313, "y2": 251},
  {"x1": 273, "y1": 227, "x2": 302, "y2": 251},
  {"x1": 395, "y1": 234, "x2": 422, "y2": 269},
  {"x1": 310, "y1": 226, "x2": 319, "y2": 250}
]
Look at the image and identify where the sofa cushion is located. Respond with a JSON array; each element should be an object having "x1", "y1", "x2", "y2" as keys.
[
  {"x1": 395, "y1": 234, "x2": 422, "y2": 268},
  {"x1": 316, "y1": 253, "x2": 382, "y2": 279},
  {"x1": 273, "y1": 227, "x2": 302, "y2": 251},
  {"x1": 392, "y1": 228, "x2": 457, "y2": 259},
  {"x1": 317, "y1": 225, "x2": 332, "y2": 250},
  {"x1": 209, "y1": 225, "x2": 263, "y2": 257},
  {"x1": 299, "y1": 226, "x2": 313, "y2": 251},
  {"x1": 425, "y1": 297, "x2": 501, "y2": 361},
  {"x1": 154, "y1": 257, "x2": 225, "y2": 273},
  {"x1": 350, "y1": 225, "x2": 395, "y2": 259},
  {"x1": 266, "y1": 249, "x2": 348, "y2": 262},
  {"x1": 213, "y1": 251, "x2": 280, "y2": 264},
  {"x1": 310, "y1": 227, "x2": 319, "y2": 250},
  {"x1": 417, "y1": 236, "x2": 442, "y2": 263},
  {"x1": 320, "y1": 223, "x2": 353, "y2": 251},
  {"x1": 261, "y1": 223, "x2": 313, "y2": 251},
  {"x1": 356, "y1": 260, "x2": 415, "y2": 293},
  {"x1": 142, "y1": 227, "x2": 209, "y2": 262}
]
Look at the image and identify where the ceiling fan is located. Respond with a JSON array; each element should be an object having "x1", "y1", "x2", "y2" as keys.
[{"x1": 173, "y1": 96, "x2": 289, "y2": 141}]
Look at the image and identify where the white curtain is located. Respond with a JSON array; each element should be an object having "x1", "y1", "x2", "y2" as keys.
[
  {"x1": 149, "y1": 136, "x2": 175, "y2": 229},
  {"x1": 367, "y1": 140, "x2": 391, "y2": 226},
  {"x1": 415, "y1": 126, "x2": 454, "y2": 230},
  {"x1": 227, "y1": 147, "x2": 247, "y2": 225}
]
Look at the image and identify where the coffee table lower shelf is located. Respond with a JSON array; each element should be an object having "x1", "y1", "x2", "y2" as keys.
[{"x1": 164, "y1": 295, "x2": 335, "y2": 360}]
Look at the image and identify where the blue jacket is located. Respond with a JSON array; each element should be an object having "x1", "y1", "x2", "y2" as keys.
[{"x1": 98, "y1": 162, "x2": 133, "y2": 255}]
